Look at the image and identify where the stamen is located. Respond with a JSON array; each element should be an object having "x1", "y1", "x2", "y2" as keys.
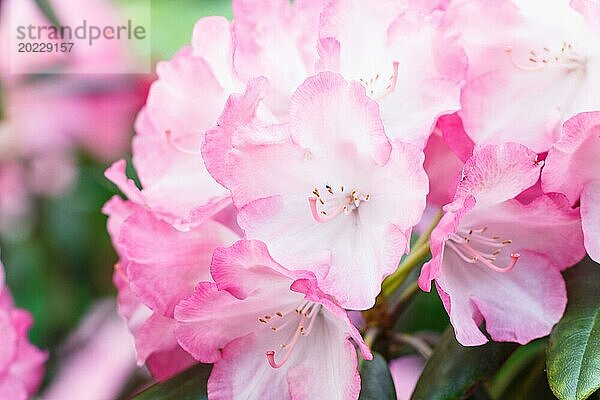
[
  {"x1": 266, "y1": 315, "x2": 306, "y2": 368},
  {"x1": 308, "y1": 197, "x2": 350, "y2": 223},
  {"x1": 506, "y1": 47, "x2": 546, "y2": 71},
  {"x1": 447, "y1": 228, "x2": 521, "y2": 273},
  {"x1": 165, "y1": 130, "x2": 202, "y2": 156}
]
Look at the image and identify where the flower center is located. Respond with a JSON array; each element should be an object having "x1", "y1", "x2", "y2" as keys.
[
  {"x1": 308, "y1": 185, "x2": 370, "y2": 223},
  {"x1": 359, "y1": 61, "x2": 399, "y2": 101},
  {"x1": 506, "y1": 42, "x2": 587, "y2": 75},
  {"x1": 445, "y1": 227, "x2": 520, "y2": 273},
  {"x1": 261, "y1": 300, "x2": 322, "y2": 369}
]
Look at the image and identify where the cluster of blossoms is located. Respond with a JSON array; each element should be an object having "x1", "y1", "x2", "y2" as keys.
[
  {"x1": 0, "y1": 0, "x2": 145, "y2": 237},
  {"x1": 0, "y1": 261, "x2": 46, "y2": 400},
  {"x1": 105, "y1": 0, "x2": 599, "y2": 398}
]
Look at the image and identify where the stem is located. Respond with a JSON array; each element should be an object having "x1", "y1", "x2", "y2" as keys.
[
  {"x1": 381, "y1": 242, "x2": 430, "y2": 297},
  {"x1": 396, "y1": 280, "x2": 419, "y2": 305},
  {"x1": 413, "y1": 210, "x2": 442, "y2": 250},
  {"x1": 390, "y1": 333, "x2": 433, "y2": 359},
  {"x1": 380, "y1": 210, "x2": 442, "y2": 298}
]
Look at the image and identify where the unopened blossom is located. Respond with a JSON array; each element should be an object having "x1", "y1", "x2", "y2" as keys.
[
  {"x1": 317, "y1": 0, "x2": 467, "y2": 146},
  {"x1": 419, "y1": 143, "x2": 585, "y2": 345},
  {"x1": 203, "y1": 72, "x2": 428, "y2": 309},
  {"x1": 104, "y1": 162, "x2": 239, "y2": 379},
  {"x1": 175, "y1": 240, "x2": 372, "y2": 400},
  {"x1": 0, "y1": 262, "x2": 46, "y2": 400},
  {"x1": 449, "y1": 0, "x2": 600, "y2": 152},
  {"x1": 543, "y1": 111, "x2": 600, "y2": 262}
]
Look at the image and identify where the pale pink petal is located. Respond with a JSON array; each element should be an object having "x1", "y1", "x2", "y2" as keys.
[
  {"x1": 287, "y1": 335, "x2": 361, "y2": 400},
  {"x1": 0, "y1": 380, "x2": 27, "y2": 400},
  {"x1": 233, "y1": 0, "x2": 321, "y2": 117},
  {"x1": 0, "y1": 310, "x2": 17, "y2": 374},
  {"x1": 145, "y1": 346, "x2": 197, "y2": 381},
  {"x1": 135, "y1": 313, "x2": 179, "y2": 365},
  {"x1": 175, "y1": 241, "x2": 302, "y2": 363},
  {"x1": 571, "y1": 0, "x2": 600, "y2": 29},
  {"x1": 288, "y1": 72, "x2": 391, "y2": 165},
  {"x1": 319, "y1": 0, "x2": 406, "y2": 78},
  {"x1": 542, "y1": 111, "x2": 600, "y2": 203},
  {"x1": 191, "y1": 17, "x2": 237, "y2": 90},
  {"x1": 118, "y1": 209, "x2": 238, "y2": 315},
  {"x1": 380, "y1": 9, "x2": 466, "y2": 146},
  {"x1": 463, "y1": 195, "x2": 585, "y2": 271},
  {"x1": 207, "y1": 334, "x2": 290, "y2": 400},
  {"x1": 438, "y1": 250, "x2": 567, "y2": 346},
  {"x1": 389, "y1": 356, "x2": 426, "y2": 400},
  {"x1": 455, "y1": 143, "x2": 542, "y2": 209}
]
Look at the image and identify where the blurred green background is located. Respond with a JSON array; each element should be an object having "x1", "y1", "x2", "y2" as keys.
[{"x1": 0, "y1": 0, "x2": 232, "y2": 391}]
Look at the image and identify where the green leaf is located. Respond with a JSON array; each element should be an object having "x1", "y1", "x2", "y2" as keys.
[
  {"x1": 411, "y1": 327, "x2": 516, "y2": 400},
  {"x1": 359, "y1": 353, "x2": 397, "y2": 400},
  {"x1": 547, "y1": 258, "x2": 600, "y2": 400},
  {"x1": 499, "y1": 353, "x2": 557, "y2": 400},
  {"x1": 33, "y1": 0, "x2": 61, "y2": 27},
  {"x1": 131, "y1": 364, "x2": 211, "y2": 400}
]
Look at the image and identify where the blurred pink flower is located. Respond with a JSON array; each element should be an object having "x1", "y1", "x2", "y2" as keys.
[
  {"x1": 0, "y1": 0, "x2": 138, "y2": 77},
  {"x1": 43, "y1": 301, "x2": 137, "y2": 400},
  {"x1": 543, "y1": 111, "x2": 600, "y2": 262},
  {"x1": 174, "y1": 240, "x2": 372, "y2": 400},
  {"x1": 449, "y1": 0, "x2": 600, "y2": 152},
  {"x1": 419, "y1": 143, "x2": 585, "y2": 345},
  {"x1": 389, "y1": 355, "x2": 426, "y2": 400},
  {"x1": 203, "y1": 72, "x2": 428, "y2": 310},
  {"x1": 317, "y1": 0, "x2": 467, "y2": 147},
  {"x1": 0, "y1": 262, "x2": 46, "y2": 400}
]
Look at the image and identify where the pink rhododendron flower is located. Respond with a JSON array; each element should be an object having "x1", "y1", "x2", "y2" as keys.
[
  {"x1": 104, "y1": 164, "x2": 239, "y2": 379},
  {"x1": 450, "y1": 0, "x2": 600, "y2": 152},
  {"x1": 389, "y1": 355, "x2": 426, "y2": 400},
  {"x1": 543, "y1": 111, "x2": 600, "y2": 262},
  {"x1": 317, "y1": 0, "x2": 467, "y2": 147},
  {"x1": 131, "y1": 0, "x2": 321, "y2": 229},
  {"x1": 419, "y1": 143, "x2": 585, "y2": 345},
  {"x1": 203, "y1": 72, "x2": 428, "y2": 309},
  {"x1": 0, "y1": 262, "x2": 46, "y2": 400},
  {"x1": 174, "y1": 240, "x2": 373, "y2": 400}
]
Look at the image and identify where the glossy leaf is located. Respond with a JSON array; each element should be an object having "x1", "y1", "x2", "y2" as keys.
[
  {"x1": 411, "y1": 327, "x2": 516, "y2": 400},
  {"x1": 547, "y1": 259, "x2": 600, "y2": 400},
  {"x1": 359, "y1": 353, "x2": 397, "y2": 400},
  {"x1": 131, "y1": 364, "x2": 210, "y2": 400}
]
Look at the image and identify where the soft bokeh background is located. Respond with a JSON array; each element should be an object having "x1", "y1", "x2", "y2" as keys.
[{"x1": 0, "y1": 0, "x2": 231, "y2": 396}]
